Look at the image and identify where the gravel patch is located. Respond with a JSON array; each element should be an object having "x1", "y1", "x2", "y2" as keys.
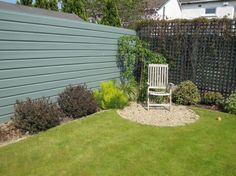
[{"x1": 118, "y1": 102, "x2": 199, "y2": 127}]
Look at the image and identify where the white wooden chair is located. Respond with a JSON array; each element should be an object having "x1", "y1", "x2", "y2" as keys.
[{"x1": 147, "y1": 64, "x2": 173, "y2": 110}]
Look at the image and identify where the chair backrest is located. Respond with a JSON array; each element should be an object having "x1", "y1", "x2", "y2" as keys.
[{"x1": 148, "y1": 64, "x2": 168, "y2": 89}]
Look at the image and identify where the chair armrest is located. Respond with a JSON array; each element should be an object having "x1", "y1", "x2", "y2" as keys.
[
  {"x1": 168, "y1": 83, "x2": 174, "y2": 88},
  {"x1": 147, "y1": 82, "x2": 150, "y2": 86},
  {"x1": 167, "y1": 83, "x2": 174, "y2": 92}
]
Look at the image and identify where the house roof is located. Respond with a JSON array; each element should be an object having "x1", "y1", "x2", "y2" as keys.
[
  {"x1": 145, "y1": 0, "x2": 235, "y2": 7},
  {"x1": 180, "y1": 0, "x2": 235, "y2": 4},
  {"x1": 145, "y1": 0, "x2": 170, "y2": 9},
  {"x1": 0, "y1": 1, "x2": 83, "y2": 21}
]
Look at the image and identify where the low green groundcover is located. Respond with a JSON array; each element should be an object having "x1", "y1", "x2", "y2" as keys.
[{"x1": 0, "y1": 108, "x2": 235, "y2": 176}]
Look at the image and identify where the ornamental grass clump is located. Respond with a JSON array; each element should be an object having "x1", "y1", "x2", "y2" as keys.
[
  {"x1": 13, "y1": 97, "x2": 64, "y2": 134},
  {"x1": 173, "y1": 80, "x2": 200, "y2": 105},
  {"x1": 58, "y1": 85, "x2": 98, "y2": 118},
  {"x1": 224, "y1": 91, "x2": 236, "y2": 115},
  {"x1": 94, "y1": 80, "x2": 128, "y2": 109},
  {"x1": 119, "y1": 78, "x2": 139, "y2": 101}
]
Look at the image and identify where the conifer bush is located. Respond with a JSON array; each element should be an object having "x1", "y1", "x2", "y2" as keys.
[{"x1": 94, "y1": 80, "x2": 128, "y2": 109}]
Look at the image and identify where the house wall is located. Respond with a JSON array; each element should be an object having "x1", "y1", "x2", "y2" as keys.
[
  {"x1": 182, "y1": 1, "x2": 236, "y2": 19},
  {"x1": 0, "y1": 9, "x2": 135, "y2": 122},
  {"x1": 158, "y1": 0, "x2": 182, "y2": 19},
  {"x1": 146, "y1": 0, "x2": 182, "y2": 20}
]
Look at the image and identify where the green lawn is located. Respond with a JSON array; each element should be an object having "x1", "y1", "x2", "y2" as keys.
[{"x1": 0, "y1": 108, "x2": 236, "y2": 176}]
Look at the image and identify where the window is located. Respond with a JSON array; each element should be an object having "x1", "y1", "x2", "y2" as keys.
[
  {"x1": 205, "y1": 8, "x2": 216, "y2": 14},
  {"x1": 234, "y1": 6, "x2": 236, "y2": 18}
]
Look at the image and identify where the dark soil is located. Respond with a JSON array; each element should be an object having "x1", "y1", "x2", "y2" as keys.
[
  {"x1": 0, "y1": 118, "x2": 74, "y2": 147},
  {"x1": 0, "y1": 122, "x2": 27, "y2": 146}
]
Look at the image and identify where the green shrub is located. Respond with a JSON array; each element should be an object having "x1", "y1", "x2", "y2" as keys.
[
  {"x1": 13, "y1": 97, "x2": 64, "y2": 134},
  {"x1": 173, "y1": 80, "x2": 200, "y2": 105},
  {"x1": 224, "y1": 92, "x2": 236, "y2": 114},
  {"x1": 203, "y1": 91, "x2": 224, "y2": 105},
  {"x1": 58, "y1": 85, "x2": 98, "y2": 118},
  {"x1": 94, "y1": 80, "x2": 128, "y2": 109}
]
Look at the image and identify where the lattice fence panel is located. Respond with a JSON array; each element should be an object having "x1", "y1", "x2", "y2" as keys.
[{"x1": 136, "y1": 19, "x2": 236, "y2": 97}]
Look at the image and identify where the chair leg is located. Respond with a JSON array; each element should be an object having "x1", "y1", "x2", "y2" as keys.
[
  {"x1": 147, "y1": 92, "x2": 149, "y2": 111},
  {"x1": 169, "y1": 94, "x2": 172, "y2": 111}
]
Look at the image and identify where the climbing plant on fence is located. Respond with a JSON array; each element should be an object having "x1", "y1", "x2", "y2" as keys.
[
  {"x1": 134, "y1": 18, "x2": 236, "y2": 97},
  {"x1": 117, "y1": 36, "x2": 166, "y2": 101}
]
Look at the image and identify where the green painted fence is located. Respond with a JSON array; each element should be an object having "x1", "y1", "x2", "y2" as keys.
[{"x1": 0, "y1": 9, "x2": 136, "y2": 122}]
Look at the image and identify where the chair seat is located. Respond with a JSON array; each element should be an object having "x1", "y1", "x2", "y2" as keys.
[{"x1": 149, "y1": 91, "x2": 170, "y2": 96}]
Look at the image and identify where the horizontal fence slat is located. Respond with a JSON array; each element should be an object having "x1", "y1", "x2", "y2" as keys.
[
  {"x1": 0, "y1": 31, "x2": 118, "y2": 44},
  {"x1": 0, "y1": 56, "x2": 116, "y2": 70},
  {"x1": 0, "y1": 62, "x2": 117, "y2": 80},
  {"x1": 0, "y1": 41, "x2": 118, "y2": 50},
  {"x1": 0, "y1": 50, "x2": 117, "y2": 60},
  {"x1": 0, "y1": 114, "x2": 13, "y2": 123},
  {"x1": 0, "y1": 20, "x2": 124, "y2": 39}
]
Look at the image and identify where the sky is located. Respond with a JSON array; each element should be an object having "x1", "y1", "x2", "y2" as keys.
[
  {"x1": 0, "y1": 0, "x2": 17, "y2": 4},
  {"x1": 0, "y1": 0, "x2": 62, "y2": 8}
]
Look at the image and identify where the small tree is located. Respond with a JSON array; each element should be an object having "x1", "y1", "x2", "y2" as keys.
[
  {"x1": 34, "y1": 0, "x2": 58, "y2": 11},
  {"x1": 85, "y1": 0, "x2": 104, "y2": 23},
  {"x1": 101, "y1": 0, "x2": 121, "y2": 27},
  {"x1": 62, "y1": 0, "x2": 88, "y2": 20},
  {"x1": 116, "y1": 0, "x2": 145, "y2": 26},
  {"x1": 35, "y1": 0, "x2": 48, "y2": 9},
  {"x1": 48, "y1": 0, "x2": 58, "y2": 11},
  {"x1": 17, "y1": 0, "x2": 33, "y2": 6},
  {"x1": 85, "y1": 0, "x2": 144, "y2": 25}
]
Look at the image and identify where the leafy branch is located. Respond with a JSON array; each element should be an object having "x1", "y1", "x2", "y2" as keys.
[{"x1": 117, "y1": 36, "x2": 166, "y2": 101}]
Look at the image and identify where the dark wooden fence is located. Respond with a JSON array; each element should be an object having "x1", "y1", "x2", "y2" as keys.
[{"x1": 136, "y1": 19, "x2": 236, "y2": 97}]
